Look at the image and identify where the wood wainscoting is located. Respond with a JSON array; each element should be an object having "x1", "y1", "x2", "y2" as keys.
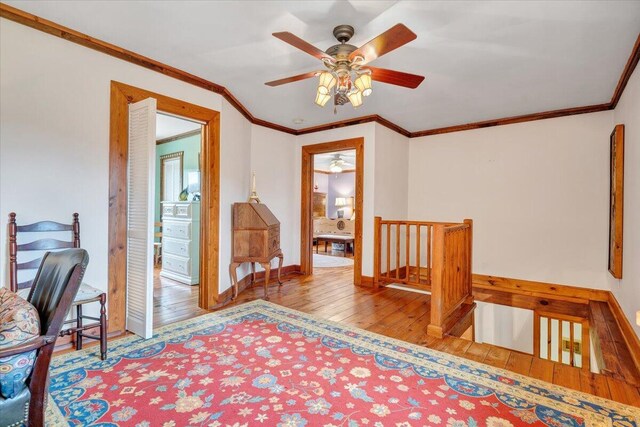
[{"x1": 109, "y1": 81, "x2": 220, "y2": 334}]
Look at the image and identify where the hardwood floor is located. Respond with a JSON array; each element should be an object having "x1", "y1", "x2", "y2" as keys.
[
  {"x1": 153, "y1": 267, "x2": 208, "y2": 328},
  {"x1": 62, "y1": 265, "x2": 640, "y2": 407}
]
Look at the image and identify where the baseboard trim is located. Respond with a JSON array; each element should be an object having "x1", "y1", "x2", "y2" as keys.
[{"x1": 215, "y1": 264, "x2": 302, "y2": 306}]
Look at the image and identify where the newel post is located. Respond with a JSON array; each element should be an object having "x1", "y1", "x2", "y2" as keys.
[
  {"x1": 427, "y1": 224, "x2": 446, "y2": 338},
  {"x1": 373, "y1": 216, "x2": 381, "y2": 288},
  {"x1": 463, "y1": 218, "x2": 474, "y2": 304}
]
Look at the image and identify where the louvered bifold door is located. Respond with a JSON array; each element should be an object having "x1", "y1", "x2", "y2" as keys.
[{"x1": 126, "y1": 98, "x2": 157, "y2": 339}]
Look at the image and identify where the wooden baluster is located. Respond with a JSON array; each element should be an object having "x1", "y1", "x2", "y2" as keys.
[
  {"x1": 426, "y1": 225, "x2": 431, "y2": 286},
  {"x1": 569, "y1": 321, "x2": 575, "y2": 367},
  {"x1": 374, "y1": 216, "x2": 381, "y2": 288},
  {"x1": 405, "y1": 223, "x2": 410, "y2": 282},
  {"x1": 533, "y1": 313, "x2": 541, "y2": 358},
  {"x1": 558, "y1": 319, "x2": 563, "y2": 363},
  {"x1": 581, "y1": 321, "x2": 591, "y2": 372},
  {"x1": 395, "y1": 223, "x2": 401, "y2": 280},
  {"x1": 547, "y1": 317, "x2": 552, "y2": 360},
  {"x1": 386, "y1": 223, "x2": 391, "y2": 279},
  {"x1": 416, "y1": 225, "x2": 421, "y2": 285}
]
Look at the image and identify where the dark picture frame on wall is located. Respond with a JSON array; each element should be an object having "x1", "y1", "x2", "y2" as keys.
[{"x1": 608, "y1": 124, "x2": 624, "y2": 279}]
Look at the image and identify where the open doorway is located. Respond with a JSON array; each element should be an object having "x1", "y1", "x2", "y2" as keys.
[
  {"x1": 312, "y1": 150, "x2": 356, "y2": 270},
  {"x1": 108, "y1": 81, "x2": 220, "y2": 338},
  {"x1": 153, "y1": 113, "x2": 208, "y2": 329},
  {"x1": 301, "y1": 138, "x2": 364, "y2": 285}
]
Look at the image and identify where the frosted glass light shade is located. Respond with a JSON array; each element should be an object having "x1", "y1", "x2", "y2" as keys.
[
  {"x1": 335, "y1": 197, "x2": 347, "y2": 207},
  {"x1": 355, "y1": 74, "x2": 372, "y2": 96},
  {"x1": 318, "y1": 72, "x2": 336, "y2": 95},
  {"x1": 315, "y1": 91, "x2": 331, "y2": 107},
  {"x1": 347, "y1": 89, "x2": 363, "y2": 108}
]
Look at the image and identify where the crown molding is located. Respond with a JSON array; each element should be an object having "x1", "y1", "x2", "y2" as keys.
[
  {"x1": 156, "y1": 129, "x2": 200, "y2": 145},
  {"x1": 409, "y1": 103, "x2": 612, "y2": 138},
  {"x1": 1, "y1": 3, "x2": 638, "y2": 139},
  {"x1": 610, "y1": 33, "x2": 640, "y2": 109}
]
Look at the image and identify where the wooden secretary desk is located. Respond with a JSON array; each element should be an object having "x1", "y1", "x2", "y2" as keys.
[{"x1": 229, "y1": 202, "x2": 283, "y2": 299}]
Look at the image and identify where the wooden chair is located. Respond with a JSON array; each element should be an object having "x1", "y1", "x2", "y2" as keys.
[
  {"x1": 0, "y1": 249, "x2": 89, "y2": 427},
  {"x1": 8, "y1": 213, "x2": 107, "y2": 360},
  {"x1": 154, "y1": 221, "x2": 163, "y2": 266}
]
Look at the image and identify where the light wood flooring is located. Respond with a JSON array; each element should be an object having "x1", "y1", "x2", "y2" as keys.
[{"x1": 153, "y1": 267, "x2": 208, "y2": 328}]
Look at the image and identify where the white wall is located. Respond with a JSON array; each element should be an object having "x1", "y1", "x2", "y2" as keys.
[
  {"x1": 249, "y1": 125, "x2": 297, "y2": 273},
  {"x1": 610, "y1": 67, "x2": 640, "y2": 336},
  {"x1": 218, "y1": 99, "x2": 252, "y2": 292},
  {"x1": 0, "y1": 19, "x2": 247, "y2": 298},
  {"x1": 374, "y1": 124, "x2": 409, "y2": 219},
  {"x1": 408, "y1": 111, "x2": 614, "y2": 290}
]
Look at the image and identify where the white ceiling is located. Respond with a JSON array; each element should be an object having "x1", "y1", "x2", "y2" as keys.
[
  {"x1": 8, "y1": 1, "x2": 640, "y2": 132},
  {"x1": 156, "y1": 113, "x2": 201, "y2": 140},
  {"x1": 314, "y1": 150, "x2": 356, "y2": 172}
]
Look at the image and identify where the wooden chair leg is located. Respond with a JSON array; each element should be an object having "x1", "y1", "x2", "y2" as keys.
[
  {"x1": 76, "y1": 304, "x2": 83, "y2": 350},
  {"x1": 99, "y1": 293, "x2": 107, "y2": 360}
]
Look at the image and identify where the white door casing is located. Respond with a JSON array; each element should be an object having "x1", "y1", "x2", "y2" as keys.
[{"x1": 126, "y1": 98, "x2": 157, "y2": 339}]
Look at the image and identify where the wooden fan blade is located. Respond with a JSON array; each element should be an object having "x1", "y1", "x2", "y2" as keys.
[
  {"x1": 367, "y1": 66, "x2": 425, "y2": 89},
  {"x1": 273, "y1": 32, "x2": 334, "y2": 61},
  {"x1": 265, "y1": 71, "x2": 319, "y2": 87},
  {"x1": 349, "y1": 24, "x2": 417, "y2": 65}
]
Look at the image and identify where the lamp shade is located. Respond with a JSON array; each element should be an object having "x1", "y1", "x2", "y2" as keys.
[
  {"x1": 335, "y1": 197, "x2": 347, "y2": 207},
  {"x1": 355, "y1": 74, "x2": 373, "y2": 96},
  {"x1": 318, "y1": 72, "x2": 336, "y2": 95},
  {"x1": 315, "y1": 91, "x2": 331, "y2": 107},
  {"x1": 347, "y1": 89, "x2": 363, "y2": 108}
]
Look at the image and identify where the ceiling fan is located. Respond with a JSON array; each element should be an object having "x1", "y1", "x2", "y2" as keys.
[
  {"x1": 329, "y1": 154, "x2": 354, "y2": 173},
  {"x1": 266, "y1": 24, "x2": 425, "y2": 109}
]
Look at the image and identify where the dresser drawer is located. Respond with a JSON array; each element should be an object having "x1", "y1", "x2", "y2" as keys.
[
  {"x1": 175, "y1": 203, "x2": 193, "y2": 218},
  {"x1": 163, "y1": 221, "x2": 191, "y2": 239},
  {"x1": 163, "y1": 237, "x2": 191, "y2": 257},
  {"x1": 162, "y1": 203, "x2": 176, "y2": 218},
  {"x1": 163, "y1": 254, "x2": 191, "y2": 276}
]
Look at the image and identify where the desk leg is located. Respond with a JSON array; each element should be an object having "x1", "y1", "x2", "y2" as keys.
[
  {"x1": 277, "y1": 253, "x2": 284, "y2": 285},
  {"x1": 260, "y1": 262, "x2": 271, "y2": 300},
  {"x1": 229, "y1": 263, "x2": 241, "y2": 300},
  {"x1": 250, "y1": 262, "x2": 256, "y2": 287}
]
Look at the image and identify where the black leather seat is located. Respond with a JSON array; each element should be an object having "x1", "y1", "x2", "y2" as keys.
[{"x1": 0, "y1": 249, "x2": 89, "y2": 427}]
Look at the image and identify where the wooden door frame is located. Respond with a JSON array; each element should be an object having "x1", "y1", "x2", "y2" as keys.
[
  {"x1": 109, "y1": 81, "x2": 220, "y2": 334},
  {"x1": 301, "y1": 138, "x2": 364, "y2": 285}
]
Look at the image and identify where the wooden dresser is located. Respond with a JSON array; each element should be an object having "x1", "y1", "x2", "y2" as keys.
[
  {"x1": 160, "y1": 201, "x2": 200, "y2": 285},
  {"x1": 229, "y1": 202, "x2": 283, "y2": 299}
]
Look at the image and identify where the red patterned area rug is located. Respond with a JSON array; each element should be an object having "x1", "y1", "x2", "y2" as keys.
[{"x1": 47, "y1": 300, "x2": 639, "y2": 426}]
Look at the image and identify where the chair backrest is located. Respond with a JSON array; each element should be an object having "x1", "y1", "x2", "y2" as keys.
[
  {"x1": 154, "y1": 221, "x2": 162, "y2": 240},
  {"x1": 28, "y1": 249, "x2": 89, "y2": 336},
  {"x1": 8, "y1": 212, "x2": 80, "y2": 292},
  {"x1": 26, "y1": 248, "x2": 89, "y2": 426}
]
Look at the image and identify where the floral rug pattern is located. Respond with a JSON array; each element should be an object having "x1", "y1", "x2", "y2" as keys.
[{"x1": 47, "y1": 300, "x2": 639, "y2": 426}]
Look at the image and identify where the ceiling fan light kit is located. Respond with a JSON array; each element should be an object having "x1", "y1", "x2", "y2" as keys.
[{"x1": 267, "y1": 23, "x2": 425, "y2": 110}]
